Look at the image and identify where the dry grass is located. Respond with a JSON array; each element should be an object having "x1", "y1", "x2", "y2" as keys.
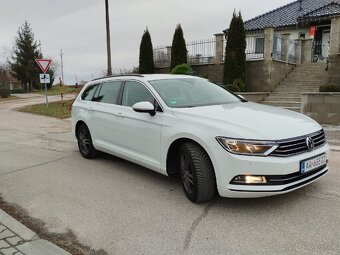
[{"x1": 18, "y1": 99, "x2": 74, "y2": 119}]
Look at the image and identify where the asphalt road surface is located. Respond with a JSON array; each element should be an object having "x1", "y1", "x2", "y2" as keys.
[{"x1": 0, "y1": 96, "x2": 339, "y2": 255}]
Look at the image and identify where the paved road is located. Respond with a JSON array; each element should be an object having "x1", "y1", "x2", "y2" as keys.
[{"x1": 0, "y1": 96, "x2": 339, "y2": 255}]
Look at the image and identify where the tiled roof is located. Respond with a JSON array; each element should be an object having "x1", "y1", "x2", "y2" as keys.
[
  {"x1": 302, "y1": 3, "x2": 340, "y2": 18},
  {"x1": 240, "y1": 0, "x2": 340, "y2": 31}
]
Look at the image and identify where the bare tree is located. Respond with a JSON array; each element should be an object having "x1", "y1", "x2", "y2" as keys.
[{"x1": 105, "y1": 0, "x2": 112, "y2": 76}]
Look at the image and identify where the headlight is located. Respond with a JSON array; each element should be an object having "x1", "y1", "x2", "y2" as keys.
[{"x1": 216, "y1": 137, "x2": 278, "y2": 156}]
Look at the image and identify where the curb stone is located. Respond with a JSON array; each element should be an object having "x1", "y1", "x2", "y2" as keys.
[{"x1": 0, "y1": 209, "x2": 71, "y2": 255}]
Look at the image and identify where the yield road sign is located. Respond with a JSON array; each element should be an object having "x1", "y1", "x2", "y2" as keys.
[
  {"x1": 35, "y1": 59, "x2": 52, "y2": 73},
  {"x1": 40, "y1": 73, "x2": 50, "y2": 83}
]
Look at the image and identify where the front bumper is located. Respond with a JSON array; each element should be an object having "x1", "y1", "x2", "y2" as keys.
[{"x1": 210, "y1": 143, "x2": 330, "y2": 198}]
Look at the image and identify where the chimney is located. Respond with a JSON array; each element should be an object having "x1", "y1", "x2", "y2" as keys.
[{"x1": 299, "y1": 0, "x2": 303, "y2": 11}]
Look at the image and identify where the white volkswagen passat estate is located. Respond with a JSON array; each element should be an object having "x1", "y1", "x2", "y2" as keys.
[{"x1": 72, "y1": 74, "x2": 329, "y2": 203}]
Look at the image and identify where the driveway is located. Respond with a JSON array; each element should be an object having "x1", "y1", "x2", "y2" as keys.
[{"x1": 0, "y1": 96, "x2": 339, "y2": 255}]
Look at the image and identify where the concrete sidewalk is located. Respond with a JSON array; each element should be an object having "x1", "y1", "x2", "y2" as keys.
[{"x1": 0, "y1": 210, "x2": 70, "y2": 255}]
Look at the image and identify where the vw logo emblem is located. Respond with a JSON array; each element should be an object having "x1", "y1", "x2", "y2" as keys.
[{"x1": 306, "y1": 137, "x2": 315, "y2": 151}]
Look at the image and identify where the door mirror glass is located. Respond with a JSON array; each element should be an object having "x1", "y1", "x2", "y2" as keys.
[{"x1": 132, "y1": 101, "x2": 155, "y2": 116}]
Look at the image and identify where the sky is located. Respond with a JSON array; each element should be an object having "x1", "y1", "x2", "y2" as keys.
[{"x1": 0, "y1": 0, "x2": 293, "y2": 84}]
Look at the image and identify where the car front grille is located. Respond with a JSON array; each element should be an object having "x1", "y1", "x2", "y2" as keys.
[{"x1": 271, "y1": 130, "x2": 326, "y2": 157}]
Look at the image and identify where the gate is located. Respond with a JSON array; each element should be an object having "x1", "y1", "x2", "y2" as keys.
[{"x1": 312, "y1": 41, "x2": 330, "y2": 63}]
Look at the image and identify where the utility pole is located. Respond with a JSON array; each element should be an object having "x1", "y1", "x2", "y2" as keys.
[
  {"x1": 105, "y1": 0, "x2": 112, "y2": 76},
  {"x1": 60, "y1": 49, "x2": 64, "y2": 84}
]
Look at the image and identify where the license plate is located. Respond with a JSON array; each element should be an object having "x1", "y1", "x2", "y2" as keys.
[{"x1": 301, "y1": 154, "x2": 327, "y2": 174}]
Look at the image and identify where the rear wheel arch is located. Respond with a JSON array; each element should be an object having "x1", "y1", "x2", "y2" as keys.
[{"x1": 75, "y1": 120, "x2": 86, "y2": 137}]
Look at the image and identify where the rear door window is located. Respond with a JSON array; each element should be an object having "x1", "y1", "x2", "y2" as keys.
[{"x1": 94, "y1": 81, "x2": 123, "y2": 104}]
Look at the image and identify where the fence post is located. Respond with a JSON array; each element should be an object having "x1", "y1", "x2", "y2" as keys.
[
  {"x1": 264, "y1": 27, "x2": 275, "y2": 61},
  {"x1": 295, "y1": 39, "x2": 302, "y2": 64},
  {"x1": 301, "y1": 39, "x2": 313, "y2": 63},
  {"x1": 329, "y1": 16, "x2": 340, "y2": 55},
  {"x1": 282, "y1": 33, "x2": 290, "y2": 64},
  {"x1": 214, "y1": 33, "x2": 224, "y2": 64},
  {"x1": 166, "y1": 46, "x2": 172, "y2": 66},
  {"x1": 328, "y1": 16, "x2": 340, "y2": 85}
]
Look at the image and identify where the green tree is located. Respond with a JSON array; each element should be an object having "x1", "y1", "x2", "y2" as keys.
[
  {"x1": 139, "y1": 28, "x2": 154, "y2": 74},
  {"x1": 9, "y1": 21, "x2": 42, "y2": 92},
  {"x1": 170, "y1": 24, "x2": 187, "y2": 71},
  {"x1": 223, "y1": 11, "x2": 247, "y2": 91}
]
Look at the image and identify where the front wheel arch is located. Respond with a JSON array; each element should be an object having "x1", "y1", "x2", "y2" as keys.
[{"x1": 166, "y1": 138, "x2": 216, "y2": 177}]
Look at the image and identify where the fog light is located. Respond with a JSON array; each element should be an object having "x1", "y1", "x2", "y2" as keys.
[{"x1": 231, "y1": 175, "x2": 267, "y2": 184}]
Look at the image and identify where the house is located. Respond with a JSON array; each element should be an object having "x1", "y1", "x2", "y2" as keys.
[
  {"x1": 0, "y1": 68, "x2": 21, "y2": 92},
  {"x1": 154, "y1": 0, "x2": 340, "y2": 89},
  {"x1": 236, "y1": 0, "x2": 340, "y2": 63}
]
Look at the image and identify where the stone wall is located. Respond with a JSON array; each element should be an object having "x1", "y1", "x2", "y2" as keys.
[
  {"x1": 154, "y1": 60, "x2": 294, "y2": 92},
  {"x1": 301, "y1": 93, "x2": 340, "y2": 124},
  {"x1": 328, "y1": 54, "x2": 340, "y2": 85}
]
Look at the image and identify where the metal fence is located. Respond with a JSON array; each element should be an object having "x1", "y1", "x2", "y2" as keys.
[
  {"x1": 288, "y1": 39, "x2": 298, "y2": 64},
  {"x1": 187, "y1": 38, "x2": 216, "y2": 65},
  {"x1": 273, "y1": 35, "x2": 285, "y2": 62},
  {"x1": 153, "y1": 46, "x2": 170, "y2": 68},
  {"x1": 154, "y1": 38, "x2": 220, "y2": 67},
  {"x1": 312, "y1": 41, "x2": 330, "y2": 63}
]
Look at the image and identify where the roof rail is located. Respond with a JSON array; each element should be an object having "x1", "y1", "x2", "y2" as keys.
[{"x1": 91, "y1": 74, "x2": 144, "y2": 81}]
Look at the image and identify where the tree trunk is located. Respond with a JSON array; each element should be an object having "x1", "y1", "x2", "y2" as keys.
[{"x1": 105, "y1": 0, "x2": 112, "y2": 76}]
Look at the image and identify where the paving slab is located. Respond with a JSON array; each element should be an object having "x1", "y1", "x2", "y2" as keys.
[{"x1": 0, "y1": 210, "x2": 70, "y2": 255}]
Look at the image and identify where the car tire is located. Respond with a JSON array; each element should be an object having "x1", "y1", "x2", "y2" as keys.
[
  {"x1": 77, "y1": 123, "x2": 98, "y2": 159},
  {"x1": 179, "y1": 142, "x2": 216, "y2": 203}
]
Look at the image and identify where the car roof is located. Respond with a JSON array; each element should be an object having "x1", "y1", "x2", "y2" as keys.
[{"x1": 88, "y1": 74, "x2": 200, "y2": 85}]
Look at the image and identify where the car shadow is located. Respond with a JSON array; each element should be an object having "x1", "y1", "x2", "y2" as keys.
[{"x1": 97, "y1": 152, "x2": 320, "y2": 209}]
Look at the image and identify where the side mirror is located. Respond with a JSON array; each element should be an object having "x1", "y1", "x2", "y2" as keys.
[
  {"x1": 132, "y1": 101, "x2": 156, "y2": 116},
  {"x1": 237, "y1": 95, "x2": 245, "y2": 100}
]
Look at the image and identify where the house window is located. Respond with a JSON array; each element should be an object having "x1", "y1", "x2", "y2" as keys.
[
  {"x1": 255, "y1": 38, "x2": 264, "y2": 54},
  {"x1": 299, "y1": 33, "x2": 306, "y2": 39}
]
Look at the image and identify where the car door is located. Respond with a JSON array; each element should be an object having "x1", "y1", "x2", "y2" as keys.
[
  {"x1": 114, "y1": 80, "x2": 164, "y2": 170},
  {"x1": 78, "y1": 83, "x2": 101, "y2": 137},
  {"x1": 89, "y1": 80, "x2": 124, "y2": 150}
]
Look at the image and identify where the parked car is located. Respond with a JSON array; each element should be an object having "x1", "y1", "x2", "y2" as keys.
[{"x1": 72, "y1": 74, "x2": 330, "y2": 203}]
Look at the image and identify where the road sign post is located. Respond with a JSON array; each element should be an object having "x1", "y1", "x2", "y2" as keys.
[
  {"x1": 35, "y1": 59, "x2": 52, "y2": 107},
  {"x1": 40, "y1": 74, "x2": 50, "y2": 107}
]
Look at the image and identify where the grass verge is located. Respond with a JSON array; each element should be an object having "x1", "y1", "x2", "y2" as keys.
[
  {"x1": 0, "y1": 196, "x2": 108, "y2": 255},
  {"x1": 0, "y1": 96, "x2": 17, "y2": 102},
  {"x1": 33, "y1": 86, "x2": 79, "y2": 96},
  {"x1": 18, "y1": 99, "x2": 73, "y2": 119}
]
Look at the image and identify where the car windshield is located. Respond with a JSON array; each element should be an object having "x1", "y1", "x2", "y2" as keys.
[{"x1": 149, "y1": 78, "x2": 242, "y2": 108}]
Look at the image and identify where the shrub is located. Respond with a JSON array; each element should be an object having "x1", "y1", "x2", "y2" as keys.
[
  {"x1": 319, "y1": 84, "x2": 340, "y2": 92},
  {"x1": 139, "y1": 28, "x2": 154, "y2": 74},
  {"x1": 170, "y1": 64, "x2": 194, "y2": 75},
  {"x1": 0, "y1": 88, "x2": 10, "y2": 98},
  {"x1": 223, "y1": 11, "x2": 246, "y2": 85},
  {"x1": 225, "y1": 84, "x2": 240, "y2": 92},
  {"x1": 233, "y1": 79, "x2": 246, "y2": 92},
  {"x1": 170, "y1": 24, "x2": 187, "y2": 70}
]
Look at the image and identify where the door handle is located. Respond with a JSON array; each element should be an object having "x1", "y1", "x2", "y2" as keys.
[
  {"x1": 117, "y1": 112, "x2": 124, "y2": 117},
  {"x1": 89, "y1": 107, "x2": 94, "y2": 112}
]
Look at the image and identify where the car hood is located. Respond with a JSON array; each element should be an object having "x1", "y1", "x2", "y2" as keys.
[{"x1": 171, "y1": 102, "x2": 322, "y2": 140}]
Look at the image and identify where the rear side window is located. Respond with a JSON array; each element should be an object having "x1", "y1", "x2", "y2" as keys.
[
  {"x1": 94, "y1": 81, "x2": 122, "y2": 104},
  {"x1": 122, "y1": 81, "x2": 154, "y2": 107},
  {"x1": 81, "y1": 84, "x2": 99, "y2": 101}
]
